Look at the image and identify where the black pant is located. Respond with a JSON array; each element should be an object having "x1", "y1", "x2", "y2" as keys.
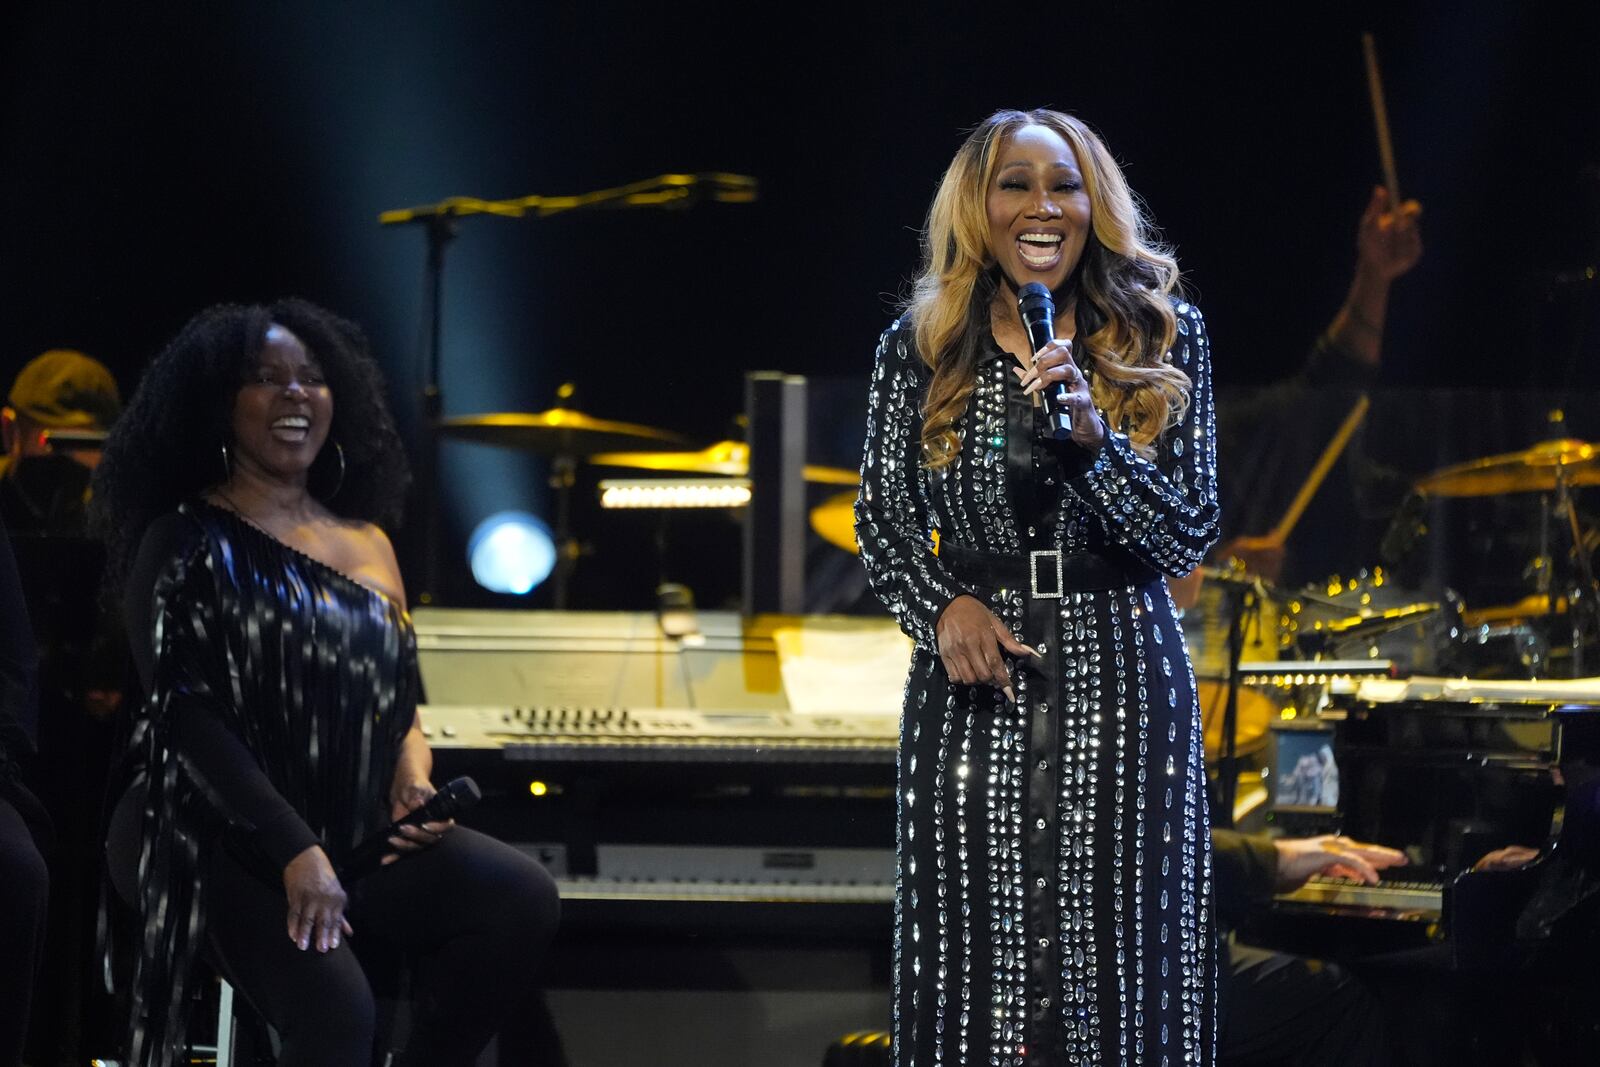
[
  {"x1": 1219, "y1": 937, "x2": 1389, "y2": 1067},
  {"x1": 208, "y1": 826, "x2": 559, "y2": 1067},
  {"x1": 106, "y1": 818, "x2": 556, "y2": 1067},
  {"x1": 0, "y1": 783, "x2": 50, "y2": 1067}
]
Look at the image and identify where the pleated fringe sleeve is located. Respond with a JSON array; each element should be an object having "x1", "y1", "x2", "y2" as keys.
[
  {"x1": 1069, "y1": 301, "x2": 1222, "y2": 577},
  {"x1": 122, "y1": 514, "x2": 231, "y2": 1067},
  {"x1": 854, "y1": 318, "x2": 966, "y2": 650}
]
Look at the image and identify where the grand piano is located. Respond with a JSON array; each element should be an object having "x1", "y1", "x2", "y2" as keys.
[{"x1": 1247, "y1": 677, "x2": 1600, "y2": 1061}]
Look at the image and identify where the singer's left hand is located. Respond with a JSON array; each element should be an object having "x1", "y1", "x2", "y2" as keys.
[
  {"x1": 1014, "y1": 339, "x2": 1104, "y2": 449},
  {"x1": 381, "y1": 778, "x2": 455, "y2": 865}
]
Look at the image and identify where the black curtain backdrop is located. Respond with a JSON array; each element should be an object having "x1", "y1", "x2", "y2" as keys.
[{"x1": 2, "y1": 0, "x2": 1596, "y2": 607}]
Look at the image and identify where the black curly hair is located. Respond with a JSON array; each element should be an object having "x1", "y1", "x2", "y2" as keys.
[{"x1": 91, "y1": 298, "x2": 412, "y2": 585}]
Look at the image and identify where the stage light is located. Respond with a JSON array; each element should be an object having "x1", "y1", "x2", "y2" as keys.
[
  {"x1": 529, "y1": 780, "x2": 549, "y2": 797},
  {"x1": 468, "y1": 512, "x2": 556, "y2": 595},
  {"x1": 598, "y1": 478, "x2": 752, "y2": 509}
]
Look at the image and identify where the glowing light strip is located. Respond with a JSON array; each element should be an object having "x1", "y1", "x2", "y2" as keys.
[{"x1": 598, "y1": 478, "x2": 752, "y2": 510}]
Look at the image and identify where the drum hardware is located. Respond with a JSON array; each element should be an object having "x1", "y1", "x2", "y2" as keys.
[
  {"x1": 438, "y1": 394, "x2": 693, "y2": 609},
  {"x1": 591, "y1": 439, "x2": 857, "y2": 486},
  {"x1": 1216, "y1": 572, "x2": 1264, "y2": 828},
  {"x1": 809, "y1": 490, "x2": 859, "y2": 554},
  {"x1": 1412, "y1": 434, "x2": 1600, "y2": 675},
  {"x1": 379, "y1": 173, "x2": 758, "y2": 603}
]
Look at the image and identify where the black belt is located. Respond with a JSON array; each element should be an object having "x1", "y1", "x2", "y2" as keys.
[{"x1": 938, "y1": 540, "x2": 1159, "y2": 597}]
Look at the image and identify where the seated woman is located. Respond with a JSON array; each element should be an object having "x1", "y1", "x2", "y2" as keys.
[{"x1": 93, "y1": 299, "x2": 560, "y2": 1067}]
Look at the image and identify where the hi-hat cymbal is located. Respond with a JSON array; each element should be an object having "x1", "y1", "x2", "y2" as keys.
[
  {"x1": 810, "y1": 490, "x2": 859, "y2": 554},
  {"x1": 590, "y1": 440, "x2": 858, "y2": 486},
  {"x1": 436, "y1": 409, "x2": 689, "y2": 455},
  {"x1": 1414, "y1": 438, "x2": 1600, "y2": 497}
]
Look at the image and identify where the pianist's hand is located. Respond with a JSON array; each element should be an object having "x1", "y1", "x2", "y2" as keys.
[
  {"x1": 1471, "y1": 845, "x2": 1540, "y2": 873},
  {"x1": 1273, "y1": 834, "x2": 1407, "y2": 890}
]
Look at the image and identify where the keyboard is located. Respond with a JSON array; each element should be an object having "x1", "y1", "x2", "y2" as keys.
[{"x1": 1275, "y1": 874, "x2": 1443, "y2": 919}]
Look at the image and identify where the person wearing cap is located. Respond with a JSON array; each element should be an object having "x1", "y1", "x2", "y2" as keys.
[
  {"x1": 1, "y1": 350, "x2": 123, "y2": 1062},
  {"x1": 1, "y1": 349, "x2": 122, "y2": 537},
  {"x1": 0, "y1": 512, "x2": 47, "y2": 1067}
]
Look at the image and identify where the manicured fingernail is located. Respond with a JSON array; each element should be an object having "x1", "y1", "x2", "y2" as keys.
[
  {"x1": 1003, "y1": 686, "x2": 1016, "y2": 703},
  {"x1": 298, "y1": 937, "x2": 309, "y2": 950}
]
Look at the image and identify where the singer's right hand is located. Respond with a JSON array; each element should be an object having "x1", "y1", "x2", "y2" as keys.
[
  {"x1": 283, "y1": 845, "x2": 352, "y2": 953},
  {"x1": 1015, "y1": 339, "x2": 1103, "y2": 448},
  {"x1": 935, "y1": 595, "x2": 1038, "y2": 702}
]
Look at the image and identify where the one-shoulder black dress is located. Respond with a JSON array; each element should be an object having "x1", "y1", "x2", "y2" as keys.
[
  {"x1": 856, "y1": 302, "x2": 1222, "y2": 1066},
  {"x1": 116, "y1": 502, "x2": 420, "y2": 1065}
]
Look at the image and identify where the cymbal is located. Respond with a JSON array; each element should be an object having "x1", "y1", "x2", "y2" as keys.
[
  {"x1": 590, "y1": 440, "x2": 858, "y2": 486},
  {"x1": 810, "y1": 490, "x2": 859, "y2": 554},
  {"x1": 436, "y1": 409, "x2": 689, "y2": 455},
  {"x1": 1414, "y1": 438, "x2": 1600, "y2": 497},
  {"x1": 1460, "y1": 593, "x2": 1568, "y2": 627}
]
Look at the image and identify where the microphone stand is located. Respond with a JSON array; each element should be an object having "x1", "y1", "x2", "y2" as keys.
[{"x1": 379, "y1": 173, "x2": 757, "y2": 604}]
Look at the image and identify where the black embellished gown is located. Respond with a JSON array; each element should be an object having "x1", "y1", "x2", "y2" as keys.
[
  {"x1": 855, "y1": 302, "x2": 1222, "y2": 1066},
  {"x1": 113, "y1": 502, "x2": 418, "y2": 1066}
]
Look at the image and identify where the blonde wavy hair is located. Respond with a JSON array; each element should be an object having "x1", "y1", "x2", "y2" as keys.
[{"x1": 909, "y1": 109, "x2": 1190, "y2": 467}]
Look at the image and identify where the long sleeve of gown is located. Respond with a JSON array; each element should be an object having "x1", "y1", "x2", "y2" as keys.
[
  {"x1": 125, "y1": 514, "x2": 319, "y2": 871},
  {"x1": 855, "y1": 319, "x2": 967, "y2": 650},
  {"x1": 1067, "y1": 301, "x2": 1222, "y2": 577}
]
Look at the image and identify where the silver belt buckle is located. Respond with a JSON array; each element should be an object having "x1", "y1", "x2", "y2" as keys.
[{"x1": 1029, "y1": 549, "x2": 1064, "y2": 599}]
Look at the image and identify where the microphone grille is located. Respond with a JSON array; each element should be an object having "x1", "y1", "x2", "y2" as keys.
[{"x1": 1017, "y1": 282, "x2": 1054, "y2": 318}]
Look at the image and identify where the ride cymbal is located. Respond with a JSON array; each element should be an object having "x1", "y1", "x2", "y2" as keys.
[
  {"x1": 436, "y1": 409, "x2": 689, "y2": 455},
  {"x1": 591, "y1": 440, "x2": 857, "y2": 485},
  {"x1": 1414, "y1": 439, "x2": 1600, "y2": 497}
]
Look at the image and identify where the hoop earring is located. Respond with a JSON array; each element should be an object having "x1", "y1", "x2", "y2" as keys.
[{"x1": 220, "y1": 442, "x2": 232, "y2": 484}]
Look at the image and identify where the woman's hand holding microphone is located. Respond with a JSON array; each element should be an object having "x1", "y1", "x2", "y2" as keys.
[{"x1": 1015, "y1": 338, "x2": 1105, "y2": 450}]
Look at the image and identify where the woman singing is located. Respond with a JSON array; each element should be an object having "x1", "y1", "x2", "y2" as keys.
[
  {"x1": 855, "y1": 110, "x2": 1221, "y2": 1065},
  {"x1": 93, "y1": 300, "x2": 559, "y2": 1067}
]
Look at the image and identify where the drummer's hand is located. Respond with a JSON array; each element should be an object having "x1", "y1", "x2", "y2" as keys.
[
  {"x1": 1356, "y1": 185, "x2": 1423, "y2": 283},
  {"x1": 1215, "y1": 535, "x2": 1285, "y2": 584},
  {"x1": 1273, "y1": 835, "x2": 1408, "y2": 891},
  {"x1": 936, "y1": 595, "x2": 1037, "y2": 703},
  {"x1": 1167, "y1": 570, "x2": 1204, "y2": 612},
  {"x1": 1014, "y1": 339, "x2": 1104, "y2": 449}
]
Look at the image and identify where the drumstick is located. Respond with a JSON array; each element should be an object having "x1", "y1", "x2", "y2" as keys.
[
  {"x1": 1362, "y1": 32, "x2": 1402, "y2": 205},
  {"x1": 1266, "y1": 394, "x2": 1371, "y2": 547}
]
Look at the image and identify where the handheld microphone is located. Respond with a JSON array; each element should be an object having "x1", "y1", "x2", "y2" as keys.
[
  {"x1": 339, "y1": 775, "x2": 482, "y2": 881},
  {"x1": 1016, "y1": 282, "x2": 1074, "y2": 440}
]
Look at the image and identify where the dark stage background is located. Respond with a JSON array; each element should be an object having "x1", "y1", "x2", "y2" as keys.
[{"x1": 2, "y1": 0, "x2": 1596, "y2": 609}]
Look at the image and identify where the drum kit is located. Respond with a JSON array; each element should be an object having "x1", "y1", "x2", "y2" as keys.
[
  {"x1": 1192, "y1": 435, "x2": 1600, "y2": 767},
  {"x1": 808, "y1": 433, "x2": 1600, "y2": 769},
  {"x1": 444, "y1": 396, "x2": 1599, "y2": 674}
]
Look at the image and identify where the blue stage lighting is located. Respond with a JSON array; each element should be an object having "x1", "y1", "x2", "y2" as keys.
[{"x1": 468, "y1": 512, "x2": 556, "y2": 595}]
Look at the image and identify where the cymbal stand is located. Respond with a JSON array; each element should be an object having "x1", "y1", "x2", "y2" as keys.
[
  {"x1": 1552, "y1": 460, "x2": 1600, "y2": 674},
  {"x1": 550, "y1": 451, "x2": 577, "y2": 610},
  {"x1": 1217, "y1": 579, "x2": 1258, "y2": 828},
  {"x1": 415, "y1": 213, "x2": 456, "y2": 604}
]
